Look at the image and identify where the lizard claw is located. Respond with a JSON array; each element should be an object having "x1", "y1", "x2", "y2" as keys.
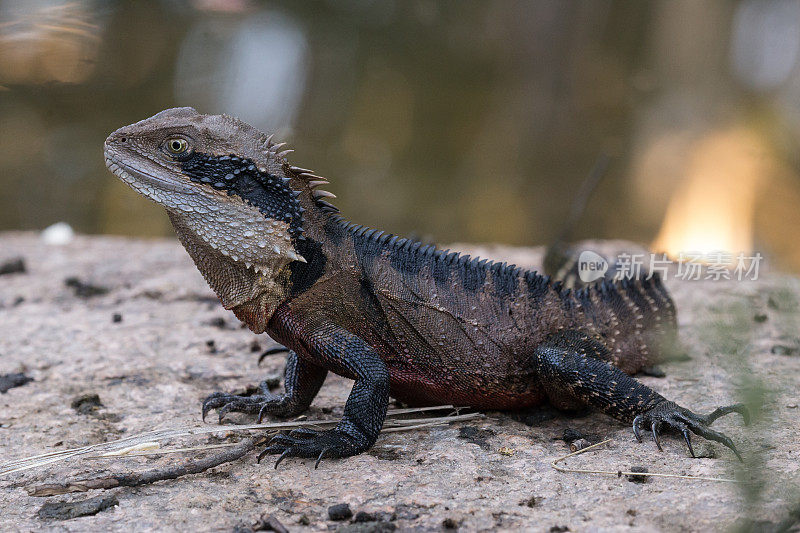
[
  {"x1": 257, "y1": 428, "x2": 363, "y2": 468},
  {"x1": 202, "y1": 384, "x2": 293, "y2": 423},
  {"x1": 682, "y1": 427, "x2": 695, "y2": 458},
  {"x1": 201, "y1": 392, "x2": 227, "y2": 422},
  {"x1": 632, "y1": 416, "x2": 644, "y2": 443},
  {"x1": 651, "y1": 420, "x2": 663, "y2": 451},
  {"x1": 257, "y1": 404, "x2": 271, "y2": 424},
  {"x1": 202, "y1": 392, "x2": 271, "y2": 422},
  {"x1": 256, "y1": 445, "x2": 283, "y2": 464},
  {"x1": 632, "y1": 401, "x2": 746, "y2": 461},
  {"x1": 315, "y1": 448, "x2": 331, "y2": 469},
  {"x1": 273, "y1": 448, "x2": 293, "y2": 469}
]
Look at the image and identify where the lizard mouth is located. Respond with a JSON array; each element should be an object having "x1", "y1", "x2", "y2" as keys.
[{"x1": 104, "y1": 147, "x2": 197, "y2": 196}]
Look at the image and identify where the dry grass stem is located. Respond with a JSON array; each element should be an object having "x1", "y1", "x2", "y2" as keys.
[
  {"x1": 551, "y1": 439, "x2": 739, "y2": 483},
  {"x1": 1, "y1": 405, "x2": 475, "y2": 477}
]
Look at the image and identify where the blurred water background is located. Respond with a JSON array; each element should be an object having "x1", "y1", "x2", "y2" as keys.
[{"x1": 1, "y1": 0, "x2": 800, "y2": 272}]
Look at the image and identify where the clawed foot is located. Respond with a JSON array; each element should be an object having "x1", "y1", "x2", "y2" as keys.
[
  {"x1": 202, "y1": 381, "x2": 286, "y2": 423},
  {"x1": 258, "y1": 428, "x2": 362, "y2": 469},
  {"x1": 632, "y1": 401, "x2": 749, "y2": 461}
]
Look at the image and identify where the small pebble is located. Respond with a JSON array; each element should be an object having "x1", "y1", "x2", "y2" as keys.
[
  {"x1": 328, "y1": 503, "x2": 353, "y2": 521},
  {"x1": 0, "y1": 373, "x2": 33, "y2": 394},
  {"x1": 0, "y1": 257, "x2": 26, "y2": 276},
  {"x1": 112, "y1": 313, "x2": 122, "y2": 323},
  {"x1": 442, "y1": 517, "x2": 460, "y2": 529},
  {"x1": 206, "y1": 317, "x2": 227, "y2": 329},
  {"x1": 771, "y1": 345, "x2": 797, "y2": 356},
  {"x1": 37, "y1": 495, "x2": 118, "y2": 520},
  {"x1": 641, "y1": 365, "x2": 666, "y2": 378},
  {"x1": 626, "y1": 466, "x2": 649, "y2": 483},
  {"x1": 250, "y1": 513, "x2": 288, "y2": 533},
  {"x1": 562, "y1": 428, "x2": 584, "y2": 443},
  {"x1": 262, "y1": 375, "x2": 281, "y2": 390},
  {"x1": 41, "y1": 222, "x2": 74, "y2": 245},
  {"x1": 71, "y1": 393, "x2": 103, "y2": 414},
  {"x1": 692, "y1": 443, "x2": 717, "y2": 459},
  {"x1": 519, "y1": 496, "x2": 540, "y2": 507},
  {"x1": 353, "y1": 511, "x2": 377, "y2": 522},
  {"x1": 64, "y1": 277, "x2": 109, "y2": 298},
  {"x1": 569, "y1": 438, "x2": 591, "y2": 452}
]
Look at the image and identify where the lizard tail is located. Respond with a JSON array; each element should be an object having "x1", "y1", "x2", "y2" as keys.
[
  {"x1": 543, "y1": 154, "x2": 610, "y2": 281},
  {"x1": 569, "y1": 272, "x2": 680, "y2": 369}
]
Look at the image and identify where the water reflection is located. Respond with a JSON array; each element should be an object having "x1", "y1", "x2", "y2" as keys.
[
  {"x1": 175, "y1": 10, "x2": 307, "y2": 133},
  {"x1": 0, "y1": 1, "x2": 103, "y2": 85},
  {"x1": 1, "y1": 0, "x2": 800, "y2": 272}
]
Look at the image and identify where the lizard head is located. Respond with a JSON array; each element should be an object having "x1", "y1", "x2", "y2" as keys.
[
  {"x1": 103, "y1": 107, "x2": 307, "y2": 271},
  {"x1": 104, "y1": 107, "x2": 323, "y2": 331}
]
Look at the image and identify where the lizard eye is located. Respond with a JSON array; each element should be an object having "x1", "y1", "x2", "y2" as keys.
[{"x1": 164, "y1": 137, "x2": 191, "y2": 157}]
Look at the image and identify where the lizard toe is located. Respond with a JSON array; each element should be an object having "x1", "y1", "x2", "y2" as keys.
[
  {"x1": 287, "y1": 427, "x2": 321, "y2": 439},
  {"x1": 259, "y1": 429, "x2": 363, "y2": 468},
  {"x1": 633, "y1": 400, "x2": 745, "y2": 461},
  {"x1": 201, "y1": 390, "x2": 280, "y2": 423},
  {"x1": 216, "y1": 397, "x2": 266, "y2": 422},
  {"x1": 701, "y1": 403, "x2": 750, "y2": 426},
  {"x1": 202, "y1": 393, "x2": 239, "y2": 421}
]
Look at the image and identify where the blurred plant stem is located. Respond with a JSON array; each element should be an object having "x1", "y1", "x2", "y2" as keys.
[{"x1": 697, "y1": 283, "x2": 800, "y2": 531}]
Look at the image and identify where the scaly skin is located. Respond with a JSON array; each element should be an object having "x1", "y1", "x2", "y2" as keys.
[{"x1": 104, "y1": 107, "x2": 748, "y2": 467}]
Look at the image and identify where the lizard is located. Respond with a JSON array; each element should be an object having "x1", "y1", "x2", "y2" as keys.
[{"x1": 103, "y1": 107, "x2": 748, "y2": 468}]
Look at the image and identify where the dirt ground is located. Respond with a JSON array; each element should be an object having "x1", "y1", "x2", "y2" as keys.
[{"x1": 0, "y1": 232, "x2": 798, "y2": 532}]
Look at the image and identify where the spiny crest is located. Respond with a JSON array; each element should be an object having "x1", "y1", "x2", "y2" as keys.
[
  {"x1": 254, "y1": 133, "x2": 341, "y2": 215},
  {"x1": 331, "y1": 214, "x2": 561, "y2": 294},
  {"x1": 265, "y1": 136, "x2": 294, "y2": 160},
  {"x1": 570, "y1": 273, "x2": 673, "y2": 325},
  {"x1": 287, "y1": 167, "x2": 339, "y2": 213}
]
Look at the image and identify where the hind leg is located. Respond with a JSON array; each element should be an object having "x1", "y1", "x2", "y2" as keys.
[
  {"x1": 535, "y1": 330, "x2": 748, "y2": 459},
  {"x1": 539, "y1": 331, "x2": 607, "y2": 412}
]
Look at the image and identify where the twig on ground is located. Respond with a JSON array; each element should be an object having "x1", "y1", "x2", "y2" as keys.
[
  {"x1": 28, "y1": 438, "x2": 258, "y2": 496},
  {"x1": 86, "y1": 443, "x2": 237, "y2": 459},
  {"x1": 18, "y1": 408, "x2": 483, "y2": 496},
  {"x1": 1, "y1": 404, "x2": 465, "y2": 477},
  {"x1": 551, "y1": 439, "x2": 739, "y2": 483}
]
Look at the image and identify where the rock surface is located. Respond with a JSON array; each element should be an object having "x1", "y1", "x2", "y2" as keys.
[{"x1": 0, "y1": 233, "x2": 798, "y2": 531}]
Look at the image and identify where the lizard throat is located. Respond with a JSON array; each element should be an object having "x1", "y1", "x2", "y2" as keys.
[
  {"x1": 169, "y1": 212, "x2": 291, "y2": 333},
  {"x1": 105, "y1": 149, "x2": 306, "y2": 271}
]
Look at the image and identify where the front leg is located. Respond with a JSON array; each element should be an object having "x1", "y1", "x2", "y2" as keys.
[
  {"x1": 202, "y1": 349, "x2": 327, "y2": 422},
  {"x1": 259, "y1": 325, "x2": 390, "y2": 468}
]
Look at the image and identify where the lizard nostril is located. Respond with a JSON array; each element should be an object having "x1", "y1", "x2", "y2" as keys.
[{"x1": 119, "y1": 137, "x2": 127, "y2": 143}]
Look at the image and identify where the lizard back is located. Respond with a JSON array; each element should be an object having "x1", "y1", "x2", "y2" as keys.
[{"x1": 280, "y1": 216, "x2": 678, "y2": 409}]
